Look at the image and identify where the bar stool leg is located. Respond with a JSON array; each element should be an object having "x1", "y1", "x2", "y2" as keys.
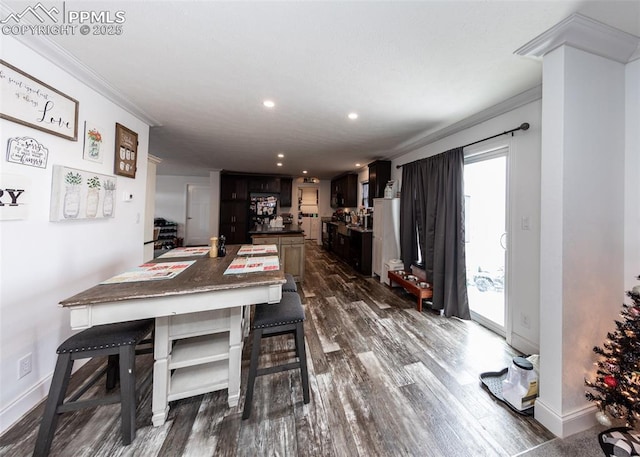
[
  {"x1": 33, "y1": 353, "x2": 73, "y2": 457},
  {"x1": 242, "y1": 328, "x2": 263, "y2": 420},
  {"x1": 118, "y1": 345, "x2": 136, "y2": 445},
  {"x1": 295, "y1": 322, "x2": 310, "y2": 404},
  {"x1": 106, "y1": 354, "x2": 119, "y2": 390}
]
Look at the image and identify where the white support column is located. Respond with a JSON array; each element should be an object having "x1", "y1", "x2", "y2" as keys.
[{"x1": 516, "y1": 14, "x2": 639, "y2": 437}]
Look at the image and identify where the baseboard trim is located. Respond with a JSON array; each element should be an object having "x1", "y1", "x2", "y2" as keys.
[
  {"x1": 534, "y1": 398, "x2": 598, "y2": 438},
  {"x1": 509, "y1": 332, "x2": 540, "y2": 355},
  {"x1": 0, "y1": 359, "x2": 88, "y2": 435},
  {"x1": 0, "y1": 374, "x2": 50, "y2": 435}
]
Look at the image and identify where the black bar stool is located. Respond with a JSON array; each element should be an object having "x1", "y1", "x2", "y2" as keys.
[
  {"x1": 282, "y1": 273, "x2": 297, "y2": 292},
  {"x1": 33, "y1": 319, "x2": 154, "y2": 457},
  {"x1": 242, "y1": 291, "x2": 309, "y2": 420}
]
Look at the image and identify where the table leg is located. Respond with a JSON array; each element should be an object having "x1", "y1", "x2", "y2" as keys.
[
  {"x1": 152, "y1": 316, "x2": 170, "y2": 426},
  {"x1": 227, "y1": 307, "x2": 243, "y2": 407}
]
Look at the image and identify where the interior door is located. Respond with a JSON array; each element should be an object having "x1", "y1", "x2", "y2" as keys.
[
  {"x1": 464, "y1": 150, "x2": 507, "y2": 334},
  {"x1": 185, "y1": 184, "x2": 210, "y2": 246}
]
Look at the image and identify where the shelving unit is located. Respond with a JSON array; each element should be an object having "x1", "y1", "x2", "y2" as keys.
[
  {"x1": 154, "y1": 218, "x2": 178, "y2": 251},
  {"x1": 155, "y1": 306, "x2": 248, "y2": 408}
]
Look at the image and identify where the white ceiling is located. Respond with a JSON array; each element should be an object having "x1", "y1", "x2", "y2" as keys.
[{"x1": 8, "y1": 1, "x2": 640, "y2": 178}]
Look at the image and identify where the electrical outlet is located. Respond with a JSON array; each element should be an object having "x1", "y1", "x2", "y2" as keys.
[
  {"x1": 18, "y1": 353, "x2": 32, "y2": 379},
  {"x1": 521, "y1": 313, "x2": 531, "y2": 329}
]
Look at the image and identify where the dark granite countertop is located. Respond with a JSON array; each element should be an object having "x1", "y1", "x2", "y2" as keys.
[
  {"x1": 249, "y1": 223, "x2": 304, "y2": 235},
  {"x1": 327, "y1": 220, "x2": 373, "y2": 234},
  {"x1": 59, "y1": 245, "x2": 285, "y2": 307}
]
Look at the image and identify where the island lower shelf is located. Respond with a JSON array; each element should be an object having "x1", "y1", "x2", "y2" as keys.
[
  {"x1": 159, "y1": 307, "x2": 245, "y2": 407},
  {"x1": 168, "y1": 360, "x2": 229, "y2": 402},
  {"x1": 169, "y1": 333, "x2": 230, "y2": 369}
]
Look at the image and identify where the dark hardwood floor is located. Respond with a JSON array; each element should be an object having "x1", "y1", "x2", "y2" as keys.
[{"x1": 1, "y1": 241, "x2": 554, "y2": 456}]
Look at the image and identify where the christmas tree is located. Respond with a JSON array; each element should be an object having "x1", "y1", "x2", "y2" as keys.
[{"x1": 585, "y1": 275, "x2": 640, "y2": 427}]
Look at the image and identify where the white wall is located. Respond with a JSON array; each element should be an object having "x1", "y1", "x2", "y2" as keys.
[
  {"x1": 391, "y1": 100, "x2": 542, "y2": 354},
  {"x1": 155, "y1": 175, "x2": 210, "y2": 240},
  {"x1": 625, "y1": 59, "x2": 640, "y2": 289},
  {"x1": 0, "y1": 38, "x2": 150, "y2": 432}
]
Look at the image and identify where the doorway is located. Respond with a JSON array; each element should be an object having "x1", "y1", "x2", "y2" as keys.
[
  {"x1": 464, "y1": 149, "x2": 507, "y2": 334},
  {"x1": 185, "y1": 184, "x2": 210, "y2": 246}
]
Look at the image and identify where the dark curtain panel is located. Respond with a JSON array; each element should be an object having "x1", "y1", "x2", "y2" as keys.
[
  {"x1": 400, "y1": 147, "x2": 470, "y2": 319},
  {"x1": 400, "y1": 164, "x2": 419, "y2": 272}
]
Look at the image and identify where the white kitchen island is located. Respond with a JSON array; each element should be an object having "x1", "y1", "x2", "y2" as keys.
[{"x1": 59, "y1": 245, "x2": 285, "y2": 426}]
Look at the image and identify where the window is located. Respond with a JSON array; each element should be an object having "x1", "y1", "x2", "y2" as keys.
[{"x1": 362, "y1": 181, "x2": 369, "y2": 208}]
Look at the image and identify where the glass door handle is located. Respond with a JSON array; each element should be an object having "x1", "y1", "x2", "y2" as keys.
[{"x1": 500, "y1": 232, "x2": 507, "y2": 250}]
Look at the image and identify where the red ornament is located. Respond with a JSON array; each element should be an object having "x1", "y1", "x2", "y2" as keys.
[
  {"x1": 604, "y1": 375, "x2": 618, "y2": 388},
  {"x1": 629, "y1": 306, "x2": 640, "y2": 317}
]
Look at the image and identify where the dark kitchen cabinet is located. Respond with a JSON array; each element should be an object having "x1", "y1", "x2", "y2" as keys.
[
  {"x1": 368, "y1": 160, "x2": 391, "y2": 200},
  {"x1": 220, "y1": 172, "x2": 292, "y2": 243},
  {"x1": 331, "y1": 173, "x2": 358, "y2": 208},
  {"x1": 221, "y1": 175, "x2": 248, "y2": 201},
  {"x1": 325, "y1": 222, "x2": 372, "y2": 275},
  {"x1": 220, "y1": 201, "x2": 247, "y2": 224},
  {"x1": 280, "y1": 178, "x2": 293, "y2": 207},
  {"x1": 219, "y1": 201, "x2": 248, "y2": 244},
  {"x1": 248, "y1": 177, "x2": 280, "y2": 193},
  {"x1": 348, "y1": 230, "x2": 372, "y2": 275}
]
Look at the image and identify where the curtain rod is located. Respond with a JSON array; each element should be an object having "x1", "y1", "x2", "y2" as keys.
[{"x1": 396, "y1": 122, "x2": 530, "y2": 169}]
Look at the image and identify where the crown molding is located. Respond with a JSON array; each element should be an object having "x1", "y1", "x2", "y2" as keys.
[
  {"x1": 148, "y1": 154, "x2": 163, "y2": 165},
  {"x1": 515, "y1": 13, "x2": 640, "y2": 64},
  {"x1": 0, "y1": 3, "x2": 161, "y2": 127},
  {"x1": 390, "y1": 85, "x2": 542, "y2": 158}
]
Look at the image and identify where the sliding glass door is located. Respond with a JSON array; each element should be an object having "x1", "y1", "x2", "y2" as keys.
[{"x1": 464, "y1": 150, "x2": 507, "y2": 334}]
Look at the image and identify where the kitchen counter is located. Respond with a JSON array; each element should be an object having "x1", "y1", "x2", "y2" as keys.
[
  {"x1": 327, "y1": 220, "x2": 373, "y2": 234},
  {"x1": 325, "y1": 221, "x2": 373, "y2": 275},
  {"x1": 248, "y1": 223, "x2": 304, "y2": 235},
  {"x1": 251, "y1": 230, "x2": 305, "y2": 281}
]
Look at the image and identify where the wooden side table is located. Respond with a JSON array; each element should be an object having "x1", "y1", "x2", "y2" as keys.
[{"x1": 388, "y1": 270, "x2": 433, "y2": 312}]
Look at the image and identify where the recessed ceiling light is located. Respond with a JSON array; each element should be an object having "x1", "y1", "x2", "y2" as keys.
[
  {"x1": 348, "y1": 112, "x2": 358, "y2": 120},
  {"x1": 302, "y1": 170, "x2": 308, "y2": 174},
  {"x1": 277, "y1": 162, "x2": 283, "y2": 167},
  {"x1": 355, "y1": 163, "x2": 361, "y2": 167},
  {"x1": 263, "y1": 100, "x2": 275, "y2": 108},
  {"x1": 277, "y1": 153, "x2": 284, "y2": 158}
]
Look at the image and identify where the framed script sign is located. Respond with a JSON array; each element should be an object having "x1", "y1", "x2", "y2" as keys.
[
  {"x1": 114, "y1": 123, "x2": 138, "y2": 179},
  {"x1": 0, "y1": 60, "x2": 79, "y2": 141}
]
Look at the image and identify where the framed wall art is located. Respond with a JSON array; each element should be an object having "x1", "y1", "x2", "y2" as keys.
[
  {"x1": 50, "y1": 165, "x2": 117, "y2": 221},
  {"x1": 6, "y1": 137, "x2": 49, "y2": 168},
  {"x1": 114, "y1": 123, "x2": 138, "y2": 179},
  {"x1": 83, "y1": 121, "x2": 105, "y2": 163},
  {"x1": 0, "y1": 60, "x2": 79, "y2": 141}
]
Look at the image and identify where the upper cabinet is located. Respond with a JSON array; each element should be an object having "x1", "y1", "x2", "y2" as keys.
[
  {"x1": 221, "y1": 175, "x2": 248, "y2": 201},
  {"x1": 248, "y1": 176, "x2": 280, "y2": 193},
  {"x1": 368, "y1": 160, "x2": 391, "y2": 200},
  {"x1": 280, "y1": 178, "x2": 293, "y2": 207},
  {"x1": 331, "y1": 173, "x2": 358, "y2": 208}
]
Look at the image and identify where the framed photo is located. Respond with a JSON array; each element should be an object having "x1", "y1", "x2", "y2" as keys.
[
  {"x1": 114, "y1": 123, "x2": 138, "y2": 179},
  {"x1": 83, "y1": 122, "x2": 105, "y2": 163},
  {"x1": 0, "y1": 60, "x2": 79, "y2": 141}
]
